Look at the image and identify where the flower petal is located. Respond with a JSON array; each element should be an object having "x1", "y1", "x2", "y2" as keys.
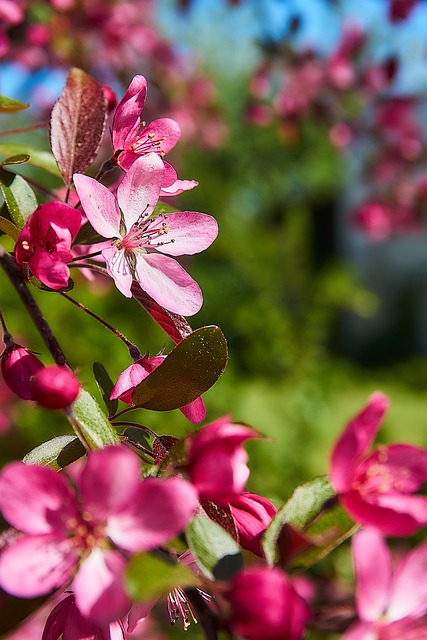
[
  {"x1": 117, "y1": 154, "x2": 164, "y2": 229},
  {"x1": 341, "y1": 622, "x2": 377, "y2": 640},
  {"x1": 160, "y1": 179, "x2": 199, "y2": 197},
  {"x1": 73, "y1": 174, "x2": 121, "y2": 239},
  {"x1": 134, "y1": 252, "x2": 203, "y2": 316},
  {"x1": 140, "y1": 118, "x2": 181, "y2": 155},
  {"x1": 0, "y1": 535, "x2": 77, "y2": 597},
  {"x1": 112, "y1": 75, "x2": 147, "y2": 151},
  {"x1": 352, "y1": 529, "x2": 392, "y2": 622},
  {"x1": 80, "y1": 446, "x2": 141, "y2": 520},
  {"x1": 110, "y1": 362, "x2": 148, "y2": 404},
  {"x1": 102, "y1": 246, "x2": 133, "y2": 298},
  {"x1": 330, "y1": 392, "x2": 389, "y2": 493},
  {"x1": 29, "y1": 248, "x2": 71, "y2": 290},
  {"x1": 180, "y1": 397, "x2": 206, "y2": 424},
  {"x1": 73, "y1": 549, "x2": 130, "y2": 625},
  {"x1": 0, "y1": 462, "x2": 78, "y2": 535},
  {"x1": 107, "y1": 477, "x2": 198, "y2": 552},
  {"x1": 154, "y1": 212, "x2": 218, "y2": 256},
  {"x1": 388, "y1": 539, "x2": 427, "y2": 620}
]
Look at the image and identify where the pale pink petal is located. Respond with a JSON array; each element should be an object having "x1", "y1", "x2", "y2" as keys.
[
  {"x1": 388, "y1": 540, "x2": 427, "y2": 620},
  {"x1": 102, "y1": 246, "x2": 133, "y2": 298},
  {"x1": 0, "y1": 462, "x2": 78, "y2": 535},
  {"x1": 117, "y1": 154, "x2": 164, "y2": 229},
  {"x1": 160, "y1": 160, "x2": 177, "y2": 187},
  {"x1": 160, "y1": 179, "x2": 199, "y2": 197},
  {"x1": 154, "y1": 212, "x2": 218, "y2": 256},
  {"x1": 134, "y1": 253, "x2": 202, "y2": 316},
  {"x1": 73, "y1": 174, "x2": 121, "y2": 239},
  {"x1": 29, "y1": 248, "x2": 71, "y2": 289},
  {"x1": 342, "y1": 622, "x2": 377, "y2": 640},
  {"x1": 330, "y1": 393, "x2": 389, "y2": 493},
  {"x1": 140, "y1": 118, "x2": 181, "y2": 154},
  {"x1": 353, "y1": 529, "x2": 392, "y2": 622},
  {"x1": 106, "y1": 477, "x2": 198, "y2": 551},
  {"x1": 180, "y1": 397, "x2": 206, "y2": 424},
  {"x1": 112, "y1": 75, "x2": 147, "y2": 151},
  {"x1": 0, "y1": 535, "x2": 77, "y2": 597},
  {"x1": 126, "y1": 602, "x2": 155, "y2": 633},
  {"x1": 73, "y1": 549, "x2": 131, "y2": 625},
  {"x1": 110, "y1": 362, "x2": 148, "y2": 403},
  {"x1": 79, "y1": 447, "x2": 141, "y2": 520}
]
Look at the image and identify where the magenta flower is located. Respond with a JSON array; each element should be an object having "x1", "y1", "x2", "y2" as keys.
[
  {"x1": 1, "y1": 342, "x2": 44, "y2": 400},
  {"x1": 343, "y1": 528, "x2": 427, "y2": 640},
  {"x1": 31, "y1": 365, "x2": 80, "y2": 410},
  {"x1": 110, "y1": 354, "x2": 205, "y2": 424},
  {"x1": 0, "y1": 446, "x2": 198, "y2": 625},
  {"x1": 15, "y1": 202, "x2": 82, "y2": 290},
  {"x1": 330, "y1": 392, "x2": 427, "y2": 536},
  {"x1": 227, "y1": 567, "x2": 310, "y2": 640},
  {"x1": 112, "y1": 74, "x2": 197, "y2": 196},
  {"x1": 228, "y1": 492, "x2": 277, "y2": 557},
  {"x1": 73, "y1": 154, "x2": 218, "y2": 315},
  {"x1": 42, "y1": 594, "x2": 125, "y2": 640},
  {"x1": 188, "y1": 417, "x2": 258, "y2": 503}
]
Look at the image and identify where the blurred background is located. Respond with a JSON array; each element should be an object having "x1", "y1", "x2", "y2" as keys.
[{"x1": 1, "y1": 0, "x2": 427, "y2": 636}]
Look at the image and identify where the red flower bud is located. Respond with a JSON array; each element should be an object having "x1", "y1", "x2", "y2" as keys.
[
  {"x1": 102, "y1": 85, "x2": 117, "y2": 112},
  {"x1": 31, "y1": 366, "x2": 80, "y2": 410},
  {"x1": 1, "y1": 345, "x2": 44, "y2": 400}
]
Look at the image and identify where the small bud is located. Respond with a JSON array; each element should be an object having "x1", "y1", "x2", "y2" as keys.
[
  {"x1": 1, "y1": 345, "x2": 44, "y2": 400},
  {"x1": 31, "y1": 366, "x2": 80, "y2": 410},
  {"x1": 102, "y1": 85, "x2": 117, "y2": 112}
]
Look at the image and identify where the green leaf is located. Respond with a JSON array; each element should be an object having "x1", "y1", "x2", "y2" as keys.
[
  {"x1": 122, "y1": 426, "x2": 152, "y2": 452},
  {"x1": 67, "y1": 388, "x2": 119, "y2": 450},
  {"x1": 0, "y1": 167, "x2": 38, "y2": 227},
  {"x1": 0, "y1": 94, "x2": 29, "y2": 112},
  {"x1": 152, "y1": 200, "x2": 180, "y2": 217},
  {"x1": 23, "y1": 435, "x2": 86, "y2": 469},
  {"x1": 50, "y1": 68, "x2": 108, "y2": 186},
  {"x1": 0, "y1": 154, "x2": 30, "y2": 166},
  {"x1": 126, "y1": 552, "x2": 199, "y2": 602},
  {"x1": 93, "y1": 361, "x2": 118, "y2": 417},
  {"x1": 262, "y1": 476, "x2": 357, "y2": 571},
  {"x1": 186, "y1": 516, "x2": 243, "y2": 581},
  {"x1": 0, "y1": 215, "x2": 20, "y2": 240},
  {"x1": 132, "y1": 326, "x2": 228, "y2": 410},
  {"x1": 0, "y1": 144, "x2": 61, "y2": 177}
]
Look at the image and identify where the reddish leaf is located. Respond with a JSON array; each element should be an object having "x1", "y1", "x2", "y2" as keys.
[
  {"x1": 131, "y1": 283, "x2": 192, "y2": 344},
  {"x1": 50, "y1": 68, "x2": 108, "y2": 186},
  {"x1": 201, "y1": 499, "x2": 239, "y2": 542},
  {"x1": 153, "y1": 435, "x2": 179, "y2": 465}
]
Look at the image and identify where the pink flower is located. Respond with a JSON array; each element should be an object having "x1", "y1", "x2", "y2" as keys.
[
  {"x1": 1, "y1": 343, "x2": 44, "y2": 400},
  {"x1": 112, "y1": 75, "x2": 197, "y2": 196},
  {"x1": 42, "y1": 594, "x2": 125, "y2": 640},
  {"x1": 110, "y1": 354, "x2": 205, "y2": 424},
  {"x1": 188, "y1": 417, "x2": 258, "y2": 503},
  {"x1": 0, "y1": 446, "x2": 198, "y2": 625},
  {"x1": 15, "y1": 202, "x2": 82, "y2": 290},
  {"x1": 227, "y1": 567, "x2": 310, "y2": 640},
  {"x1": 31, "y1": 365, "x2": 80, "y2": 410},
  {"x1": 343, "y1": 528, "x2": 427, "y2": 639},
  {"x1": 73, "y1": 154, "x2": 218, "y2": 315},
  {"x1": 228, "y1": 492, "x2": 277, "y2": 557},
  {"x1": 330, "y1": 392, "x2": 427, "y2": 536}
]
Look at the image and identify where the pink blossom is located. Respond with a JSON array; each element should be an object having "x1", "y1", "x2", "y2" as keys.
[
  {"x1": 42, "y1": 594, "x2": 125, "y2": 640},
  {"x1": 353, "y1": 202, "x2": 394, "y2": 240},
  {"x1": 110, "y1": 354, "x2": 205, "y2": 424},
  {"x1": 0, "y1": 446, "x2": 198, "y2": 625},
  {"x1": 1, "y1": 343, "x2": 44, "y2": 400},
  {"x1": 112, "y1": 75, "x2": 197, "y2": 196},
  {"x1": 330, "y1": 392, "x2": 427, "y2": 536},
  {"x1": 73, "y1": 154, "x2": 218, "y2": 315},
  {"x1": 15, "y1": 202, "x2": 82, "y2": 290},
  {"x1": 31, "y1": 365, "x2": 80, "y2": 410},
  {"x1": 228, "y1": 492, "x2": 277, "y2": 557},
  {"x1": 343, "y1": 528, "x2": 427, "y2": 639},
  {"x1": 227, "y1": 567, "x2": 310, "y2": 640},
  {"x1": 188, "y1": 417, "x2": 258, "y2": 503},
  {"x1": 389, "y1": 0, "x2": 418, "y2": 23}
]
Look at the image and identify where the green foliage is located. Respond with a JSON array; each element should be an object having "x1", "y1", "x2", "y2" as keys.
[
  {"x1": 126, "y1": 552, "x2": 199, "y2": 603},
  {"x1": 23, "y1": 434, "x2": 86, "y2": 469},
  {"x1": 0, "y1": 168, "x2": 37, "y2": 228},
  {"x1": 67, "y1": 388, "x2": 119, "y2": 449},
  {"x1": 186, "y1": 515, "x2": 243, "y2": 581}
]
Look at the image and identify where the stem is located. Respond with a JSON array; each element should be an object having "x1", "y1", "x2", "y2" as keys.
[
  {"x1": 60, "y1": 292, "x2": 142, "y2": 358},
  {"x1": 0, "y1": 309, "x2": 13, "y2": 347},
  {"x1": 0, "y1": 247, "x2": 69, "y2": 366},
  {"x1": 94, "y1": 157, "x2": 116, "y2": 182},
  {"x1": 70, "y1": 251, "x2": 103, "y2": 262},
  {"x1": 0, "y1": 121, "x2": 49, "y2": 138},
  {"x1": 109, "y1": 406, "x2": 138, "y2": 421},
  {"x1": 113, "y1": 421, "x2": 158, "y2": 439}
]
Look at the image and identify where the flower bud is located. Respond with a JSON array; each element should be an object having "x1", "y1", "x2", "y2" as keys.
[
  {"x1": 228, "y1": 492, "x2": 277, "y2": 557},
  {"x1": 102, "y1": 85, "x2": 117, "y2": 112},
  {"x1": 1, "y1": 344, "x2": 44, "y2": 400},
  {"x1": 31, "y1": 366, "x2": 80, "y2": 410}
]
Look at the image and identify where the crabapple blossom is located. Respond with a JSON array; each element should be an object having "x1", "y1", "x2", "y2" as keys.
[
  {"x1": 227, "y1": 567, "x2": 311, "y2": 640},
  {"x1": 112, "y1": 75, "x2": 197, "y2": 196},
  {"x1": 330, "y1": 391, "x2": 427, "y2": 535},
  {"x1": 15, "y1": 202, "x2": 82, "y2": 290},
  {"x1": 343, "y1": 528, "x2": 427, "y2": 639},
  {"x1": 110, "y1": 354, "x2": 205, "y2": 423},
  {"x1": 31, "y1": 365, "x2": 80, "y2": 410},
  {"x1": 73, "y1": 153, "x2": 218, "y2": 315},
  {"x1": 228, "y1": 492, "x2": 277, "y2": 557},
  {"x1": 187, "y1": 416, "x2": 258, "y2": 503},
  {"x1": 0, "y1": 446, "x2": 198, "y2": 625},
  {"x1": 1, "y1": 342, "x2": 44, "y2": 400}
]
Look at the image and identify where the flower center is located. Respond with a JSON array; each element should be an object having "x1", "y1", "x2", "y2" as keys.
[
  {"x1": 167, "y1": 587, "x2": 212, "y2": 630},
  {"x1": 352, "y1": 447, "x2": 414, "y2": 496},
  {"x1": 120, "y1": 213, "x2": 175, "y2": 253},
  {"x1": 132, "y1": 131, "x2": 167, "y2": 156},
  {"x1": 66, "y1": 514, "x2": 105, "y2": 551}
]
